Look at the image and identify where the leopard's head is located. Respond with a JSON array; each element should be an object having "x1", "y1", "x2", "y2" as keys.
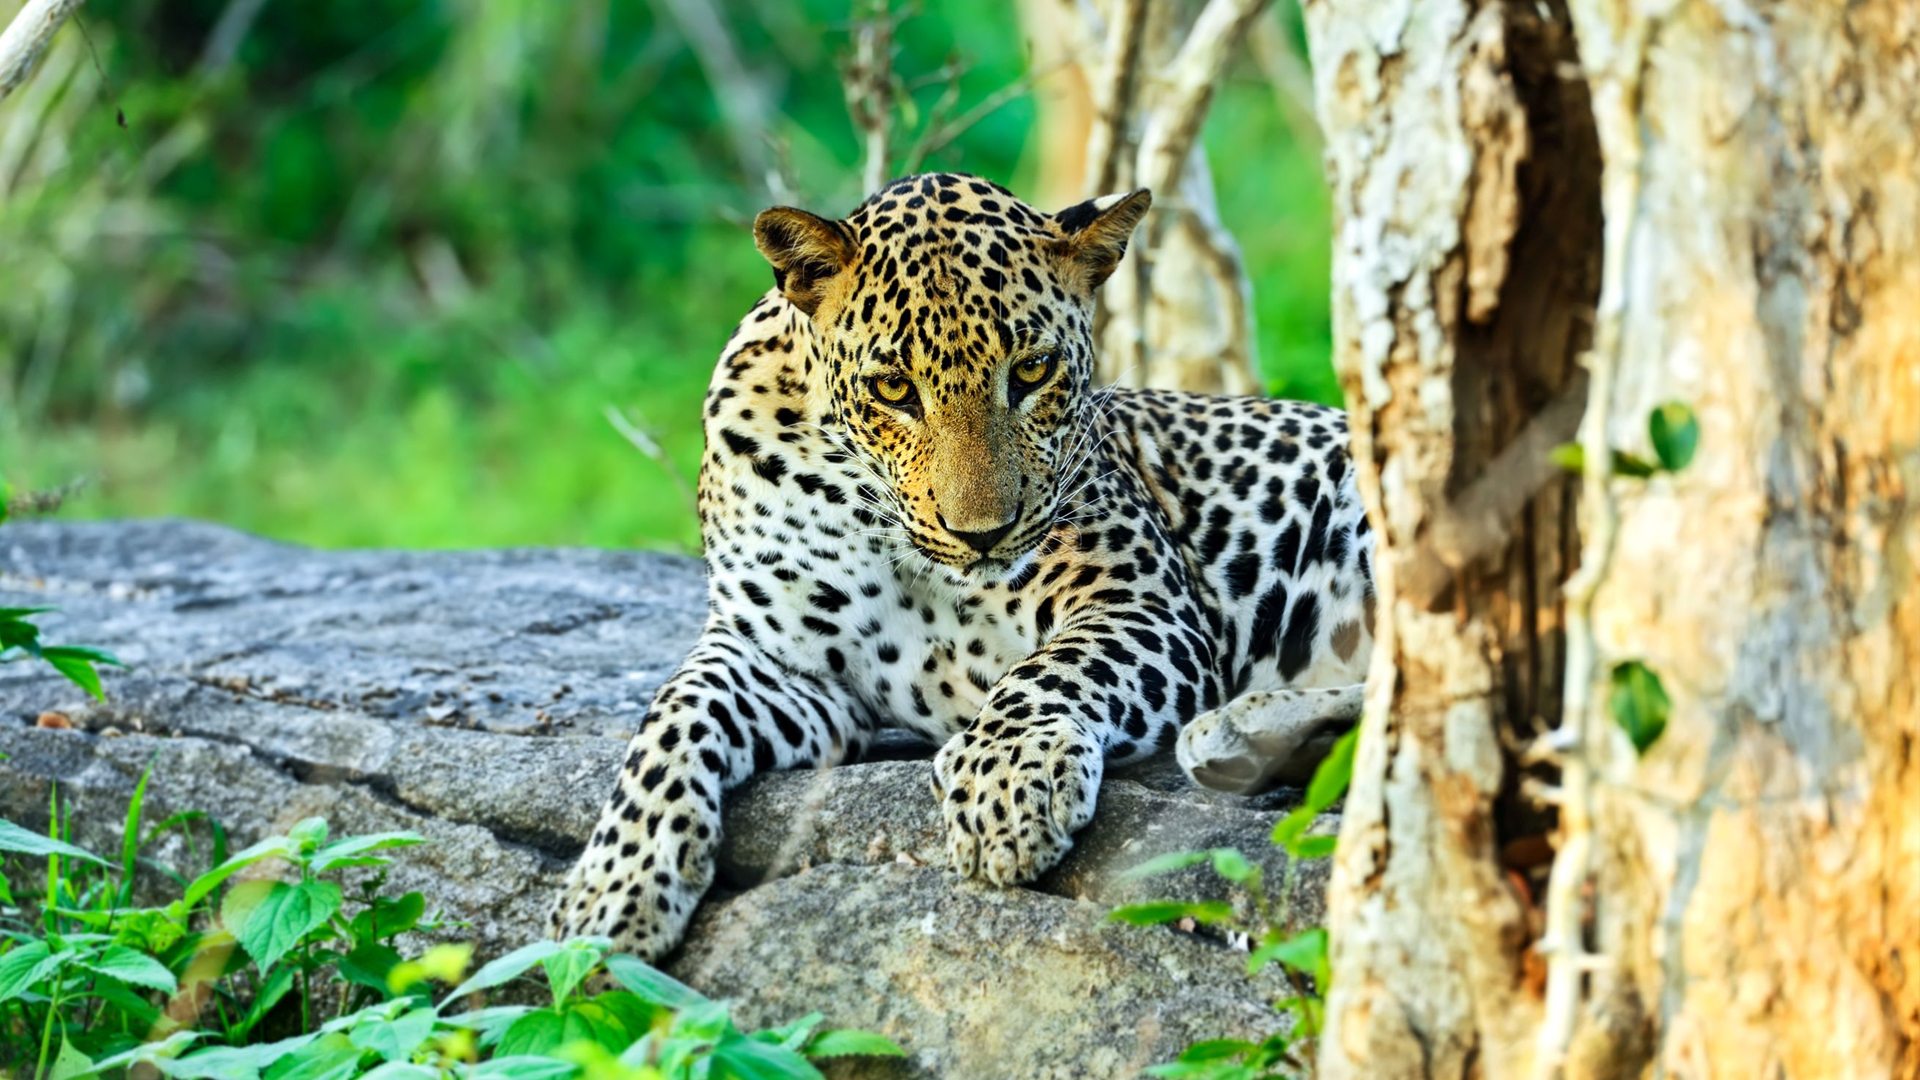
[{"x1": 753, "y1": 173, "x2": 1150, "y2": 578}]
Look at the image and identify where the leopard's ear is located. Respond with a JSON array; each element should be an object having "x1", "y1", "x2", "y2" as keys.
[
  {"x1": 754, "y1": 207, "x2": 857, "y2": 316},
  {"x1": 1052, "y1": 189, "x2": 1152, "y2": 290}
]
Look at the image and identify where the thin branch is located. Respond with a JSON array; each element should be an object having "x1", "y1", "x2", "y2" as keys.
[
  {"x1": 902, "y1": 61, "x2": 1059, "y2": 175},
  {"x1": 195, "y1": 0, "x2": 269, "y2": 78},
  {"x1": 1082, "y1": 0, "x2": 1147, "y2": 196},
  {"x1": 1247, "y1": 6, "x2": 1321, "y2": 149},
  {"x1": 839, "y1": 0, "x2": 897, "y2": 195},
  {"x1": 654, "y1": 0, "x2": 789, "y2": 203},
  {"x1": 0, "y1": 0, "x2": 86, "y2": 101},
  {"x1": 604, "y1": 405, "x2": 698, "y2": 516},
  {"x1": 1533, "y1": 14, "x2": 1658, "y2": 1075},
  {"x1": 1136, "y1": 0, "x2": 1271, "y2": 200},
  {"x1": 1398, "y1": 370, "x2": 1590, "y2": 608}
]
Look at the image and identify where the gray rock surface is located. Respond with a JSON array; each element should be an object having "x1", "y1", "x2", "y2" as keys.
[{"x1": 1, "y1": 521, "x2": 1331, "y2": 1077}]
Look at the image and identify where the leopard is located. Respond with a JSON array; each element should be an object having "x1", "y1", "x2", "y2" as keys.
[{"x1": 552, "y1": 172, "x2": 1375, "y2": 960}]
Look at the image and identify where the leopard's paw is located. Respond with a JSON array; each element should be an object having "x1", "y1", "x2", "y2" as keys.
[
  {"x1": 932, "y1": 719, "x2": 1103, "y2": 886},
  {"x1": 549, "y1": 827, "x2": 708, "y2": 962}
]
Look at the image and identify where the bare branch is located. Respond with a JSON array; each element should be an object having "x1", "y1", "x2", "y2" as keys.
[
  {"x1": 839, "y1": 0, "x2": 897, "y2": 196},
  {"x1": 0, "y1": 0, "x2": 86, "y2": 101},
  {"x1": 654, "y1": 0, "x2": 790, "y2": 203},
  {"x1": 1397, "y1": 371, "x2": 1590, "y2": 608},
  {"x1": 1082, "y1": 0, "x2": 1147, "y2": 196},
  {"x1": 903, "y1": 62, "x2": 1058, "y2": 176},
  {"x1": 1247, "y1": 6, "x2": 1320, "y2": 149},
  {"x1": 1136, "y1": 0, "x2": 1271, "y2": 199}
]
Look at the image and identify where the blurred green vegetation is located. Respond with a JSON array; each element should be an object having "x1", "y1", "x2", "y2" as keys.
[{"x1": 1, "y1": 0, "x2": 1332, "y2": 552}]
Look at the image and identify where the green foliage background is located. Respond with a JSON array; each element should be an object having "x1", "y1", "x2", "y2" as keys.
[{"x1": 1, "y1": 0, "x2": 1332, "y2": 552}]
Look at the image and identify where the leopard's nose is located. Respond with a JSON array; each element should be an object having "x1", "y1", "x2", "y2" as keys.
[{"x1": 945, "y1": 516, "x2": 1016, "y2": 555}]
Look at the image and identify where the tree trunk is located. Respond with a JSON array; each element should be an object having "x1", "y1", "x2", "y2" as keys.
[
  {"x1": 1308, "y1": 0, "x2": 1920, "y2": 1075},
  {"x1": 1304, "y1": 0, "x2": 1599, "y2": 1074},
  {"x1": 1552, "y1": 2, "x2": 1920, "y2": 1075}
]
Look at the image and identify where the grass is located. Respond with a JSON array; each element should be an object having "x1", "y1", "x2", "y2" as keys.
[{"x1": 0, "y1": 3, "x2": 1337, "y2": 553}]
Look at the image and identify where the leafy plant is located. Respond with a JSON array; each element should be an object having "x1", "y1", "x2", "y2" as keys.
[
  {"x1": 1608, "y1": 660, "x2": 1671, "y2": 754},
  {"x1": 1112, "y1": 726, "x2": 1358, "y2": 1079},
  {"x1": 0, "y1": 786, "x2": 904, "y2": 1079},
  {"x1": 1550, "y1": 401, "x2": 1702, "y2": 480}
]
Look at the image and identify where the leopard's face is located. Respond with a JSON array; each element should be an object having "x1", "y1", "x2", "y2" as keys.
[{"x1": 753, "y1": 174, "x2": 1151, "y2": 577}]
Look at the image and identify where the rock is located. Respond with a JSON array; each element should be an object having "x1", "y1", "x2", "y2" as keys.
[
  {"x1": 1, "y1": 521, "x2": 1331, "y2": 1078},
  {"x1": 676, "y1": 864, "x2": 1294, "y2": 1079}
]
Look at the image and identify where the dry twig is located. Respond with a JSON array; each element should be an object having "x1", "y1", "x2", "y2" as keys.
[{"x1": 0, "y1": 0, "x2": 86, "y2": 101}]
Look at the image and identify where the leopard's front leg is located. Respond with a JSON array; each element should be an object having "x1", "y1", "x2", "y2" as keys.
[
  {"x1": 553, "y1": 621, "x2": 868, "y2": 959},
  {"x1": 934, "y1": 601, "x2": 1216, "y2": 885}
]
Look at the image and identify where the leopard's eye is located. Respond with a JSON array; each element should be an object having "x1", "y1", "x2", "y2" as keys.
[
  {"x1": 1012, "y1": 354, "x2": 1055, "y2": 387},
  {"x1": 871, "y1": 374, "x2": 917, "y2": 407}
]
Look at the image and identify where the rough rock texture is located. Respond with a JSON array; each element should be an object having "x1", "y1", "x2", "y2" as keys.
[{"x1": 1, "y1": 521, "x2": 1330, "y2": 1077}]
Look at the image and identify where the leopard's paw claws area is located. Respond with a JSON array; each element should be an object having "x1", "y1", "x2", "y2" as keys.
[
  {"x1": 933, "y1": 723, "x2": 1100, "y2": 886},
  {"x1": 551, "y1": 852, "x2": 701, "y2": 963}
]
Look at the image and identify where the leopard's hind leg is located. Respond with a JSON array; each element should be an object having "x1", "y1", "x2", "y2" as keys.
[{"x1": 1176, "y1": 685, "x2": 1364, "y2": 794}]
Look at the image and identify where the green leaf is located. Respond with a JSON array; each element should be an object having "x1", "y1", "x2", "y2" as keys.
[
  {"x1": 441, "y1": 939, "x2": 562, "y2": 1004},
  {"x1": 806, "y1": 1029, "x2": 907, "y2": 1059},
  {"x1": 1286, "y1": 834, "x2": 1338, "y2": 860},
  {"x1": 40, "y1": 646, "x2": 119, "y2": 702},
  {"x1": 77, "y1": 944, "x2": 179, "y2": 994},
  {"x1": 1106, "y1": 900, "x2": 1235, "y2": 927},
  {"x1": 161, "y1": 1032, "x2": 321, "y2": 1079},
  {"x1": 1249, "y1": 927, "x2": 1330, "y2": 986},
  {"x1": 82, "y1": 1030, "x2": 203, "y2": 1076},
  {"x1": 493, "y1": 1008, "x2": 568, "y2": 1057},
  {"x1": 287, "y1": 818, "x2": 330, "y2": 856},
  {"x1": 1548, "y1": 442, "x2": 1585, "y2": 473},
  {"x1": 0, "y1": 819, "x2": 111, "y2": 865},
  {"x1": 335, "y1": 940, "x2": 403, "y2": 997},
  {"x1": 671, "y1": 999, "x2": 734, "y2": 1042},
  {"x1": 603, "y1": 952, "x2": 711, "y2": 1009},
  {"x1": 1117, "y1": 850, "x2": 1213, "y2": 881},
  {"x1": 443, "y1": 1004, "x2": 536, "y2": 1046},
  {"x1": 223, "y1": 878, "x2": 343, "y2": 973},
  {"x1": 1610, "y1": 450, "x2": 1657, "y2": 478},
  {"x1": 1303, "y1": 726, "x2": 1358, "y2": 812},
  {"x1": 233, "y1": 965, "x2": 298, "y2": 1042},
  {"x1": 466, "y1": 1057, "x2": 577, "y2": 1080},
  {"x1": 358, "y1": 1065, "x2": 440, "y2": 1080},
  {"x1": 388, "y1": 941, "x2": 472, "y2": 994},
  {"x1": 1208, "y1": 848, "x2": 1258, "y2": 886},
  {"x1": 1609, "y1": 660, "x2": 1671, "y2": 755},
  {"x1": 0, "y1": 941, "x2": 71, "y2": 1001},
  {"x1": 309, "y1": 831, "x2": 425, "y2": 875},
  {"x1": 759, "y1": 1011, "x2": 825, "y2": 1051},
  {"x1": 540, "y1": 936, "x2": 608, "y2": 1008},
  {"x1": 49, "y1": 1038, "x2": 94, "y2": 1080},
  {"x1": 1177, "y1": 1039, "x2": 1260, "y2": 1062},
  {"x1": 0, "y1": 606, "x2": 55, "y2": 620},
  {"x1": 247, "y1": 1032, "x2": 358, "y2": 1080},
  {"x1": 74, "y1": 972, "x2": 166, "y2": 1030},
  {"x1": 1648, "y1": 402, "x2": 1700, "y2": 472},
  {"x1": 348, "y1": 1005, "x2": 438, "y2": 1062},
  {"x1": 182, "y1": 834, "x2": 296, "y2": 908},
  {"x1": 711, "y1": 1035, "x2": 826, "y2": 1079},
  {"x1": 119, "y1": 765, "x2": 153, "y2": 906},
  {"x1": 349, "y1": 891, "x2": 426, "y2": 946}
]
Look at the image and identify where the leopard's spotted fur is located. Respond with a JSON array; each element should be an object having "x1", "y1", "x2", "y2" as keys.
[{"x1": 553, "y1": 173, "x2": 1374, "y2": 959}]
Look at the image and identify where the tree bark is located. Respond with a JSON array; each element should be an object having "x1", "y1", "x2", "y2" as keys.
[
  {"x1": 1309, "y1": 0, "x2": 1920, "y2": 1075},
  {"x1": 1303, "y1": 0, "x2": 1600, "y2": 1075},
  {"x1": 1552, "y1": 2, "x2": 1920, "y2": 1075}
]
